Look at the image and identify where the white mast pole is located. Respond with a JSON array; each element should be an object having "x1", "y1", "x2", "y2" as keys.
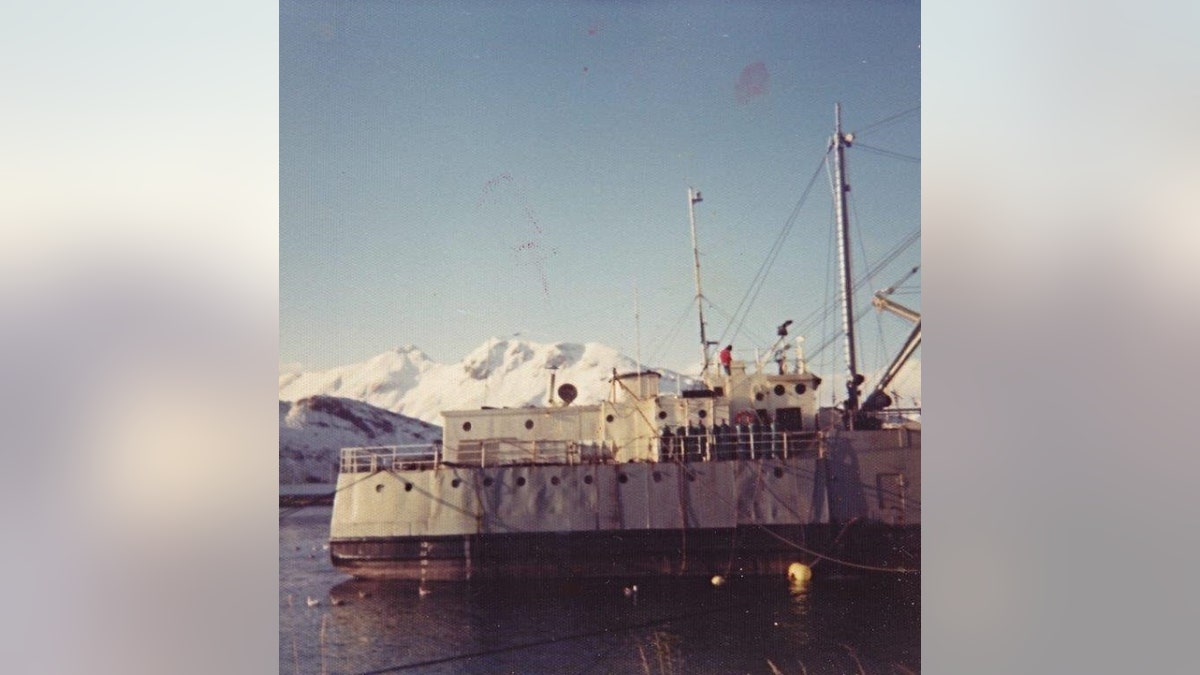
[
  {"x1": 832, "y1": 103, "x2": 861, "y2": 426},
  {"x1": 688, "y1": 187, "x2": 711, "y2": 375}
]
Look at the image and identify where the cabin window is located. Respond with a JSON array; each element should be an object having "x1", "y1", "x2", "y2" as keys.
[
  {"x1": 606, "y1": 414, "x2": 615, "y2": 423},
  {"x1": 462, "y1": 421, "x2": 472, "y2": 432},
  {"x1": 794, "y1": 384, "x2": 806, "y2": 394},
  {"x1": 524, "y1": 419, "x2": 534, "y2": 430},
  {"x1": 404, "y1": 483, "x2": 413, "y2": 492},
  {"x1": 658, "y1": 411, "x2": 668, "y2": 419},
  {"x1": 698, "y1": 409, "x2": 708, "y2": 419},
  {"x1": 451, "y1": 478, "x2": 461, "y2": 488},
  {"x1": 775, "y1": 407, "x2": 804, "y2": 431},
  {"x1": 774, "y1": 384, "x2": 786, "y2": 396}
]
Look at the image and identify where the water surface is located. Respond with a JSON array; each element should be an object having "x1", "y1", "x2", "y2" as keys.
[{"x1": 281, "y1": 506, "x2": 919, "y2": 674}]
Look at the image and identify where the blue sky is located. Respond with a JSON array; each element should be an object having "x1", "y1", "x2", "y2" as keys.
[{"x1": 281, "y1": 0, "x2": 920, "y2": 384}]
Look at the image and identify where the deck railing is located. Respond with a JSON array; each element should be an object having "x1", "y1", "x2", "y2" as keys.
[
  {"x1": 339, "y1": 444, "x2": 442, "y2": 474},
  {"x1": 659, "y1": 429, "x2": 826, "y2": 462},
  {"x1": 450, "y1": 439, "x2": 611, "y2": 467},
  {"x1": 338, "y1": 426, "x2": 917, "y2": 474}
]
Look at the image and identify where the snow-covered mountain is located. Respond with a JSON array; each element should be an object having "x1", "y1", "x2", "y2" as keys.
[
  {"x1": 279, "y1": 395, "x2": 439, "y2": 484},
  {"x1": 279, "y1": 338, "x2": 695, "y2": 425}
]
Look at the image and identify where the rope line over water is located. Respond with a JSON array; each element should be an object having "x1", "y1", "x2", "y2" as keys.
[{"x1": 349, "y1": 603, "x2": 738, "y2": 674}]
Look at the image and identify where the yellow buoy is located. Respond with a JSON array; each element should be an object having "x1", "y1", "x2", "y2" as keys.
[
  {"x1": 710, "y1": 574, "x2": 726, "y2": 587},
  {"x1": 787, "y1": 562, "x2": 812, "y2": 582}
]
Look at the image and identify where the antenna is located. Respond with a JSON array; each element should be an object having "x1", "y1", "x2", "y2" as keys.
[
  {"x1": 634, "y1": 282, "x2": 643, "y2": 394},
  {"x1": 688, "y1": 187, "x2": 713, "y2": 375}
]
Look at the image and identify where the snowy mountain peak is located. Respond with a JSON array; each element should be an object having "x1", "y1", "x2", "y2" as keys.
[{"x1": 280, "y1": 338, "x2": 693, "y2": 425}]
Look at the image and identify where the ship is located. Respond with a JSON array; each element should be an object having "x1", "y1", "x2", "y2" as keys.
[{"x1": 328, "y1": 104, "x2": 920, "y2": 581}]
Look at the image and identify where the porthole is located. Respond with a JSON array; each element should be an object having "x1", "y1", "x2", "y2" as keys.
[
  {"x1": 698, "y1": 409, "x2": 708, "y2": 419},
  {"x1": 652, "y1": 471, "x2": 662, "y2": 483},
  {"x1": 773, "y1": 467, "x2": 784, "y2": 478},
  {"x1": 451, "y1": 478, "x2": 461, "y2": 488},
  {"x1": 584, "y1": 475, "x2": 594, "y2": 485},
  {"x1": 606, "y1": 414, "x2": 615, "y2": 423},
  {"x1": 375, "y1": 484, "x2": 384, "y2": 493},
  {"x1": 524, "y1": 419, "x2": 534, "y2": 430},
  {"x1": 755, "y1": 392, "x2": 764, "y2": 401},
  {"x1": 404, "y1": 482, "x2": 413, "y2": 492},
  {"x1": 550, "y1": 476, "x2": 560, "y2": 486},
  {"x1": 618, "y1": 474, "x2": 629, "y2": 484},
  {"x1": 516, "y1": 477, "x2": 527, "y2": 487},
  {"x1": 483, "y1": 477, "x2": 494, "y2": 487},
  {"x1": 462, "y1": 421, "x2": 472, "y2": 432},
  {"x1": 657, "y1": 411, "x2": 668, "y2": 420},
  {"x1": 794, "y1": 384, "x2": 806, "y2": 394},
  {"x1": 774, "y1": 384, "x2": 786, "y2": 396}
]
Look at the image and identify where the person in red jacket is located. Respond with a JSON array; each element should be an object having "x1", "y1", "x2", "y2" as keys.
[{"x1": 718, "y1": 344, "x2": 733, "y2": 375}]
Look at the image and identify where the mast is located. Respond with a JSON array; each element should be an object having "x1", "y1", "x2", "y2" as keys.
[
  {"x1": 687, "y1": 187, "x2": 712, "y2": 374},
  {"x1": 832, "y1": 103, "x2": 861, "y2": 421}
]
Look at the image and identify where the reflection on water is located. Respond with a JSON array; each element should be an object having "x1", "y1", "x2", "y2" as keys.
[{"x1": 281, "y1": 507, "x2": 919, "y2": 674}]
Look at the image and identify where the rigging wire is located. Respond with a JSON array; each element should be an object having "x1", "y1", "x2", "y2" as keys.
[
  {"x1": 714, "y1": 153, "x2": 828, "y2": 350},
  {"x1": 852, "y1": 105, "x2": 920, "y2": 137},
  {"x1": 794, "y1": 228, "x2": 921, "y2": 347},
  {"x1": 645, "y1": 299, "x2": 706, "y2": 371},
  {"x1": 853, "y1": 142, "x2": 920, "y2": 163},
  {"x1": 667, "y1": 451, "x2": 919, "y2": 574},
  {"x1": 820, "y1": 162, "x2": 838, "y2": 405},
  {"x1": 848, "y1": 193, "x2": 890, "y2": 372},
  {"x1": 350, "y1": 603, "x2": 739, "y2": 675}
]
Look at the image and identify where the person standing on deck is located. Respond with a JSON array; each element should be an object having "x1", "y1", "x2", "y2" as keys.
[{"x1": 719, "y1": 344, "x2": 733, "y2": 375}]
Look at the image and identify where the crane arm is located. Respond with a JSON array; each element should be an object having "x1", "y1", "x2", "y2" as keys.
[
  {"x1": 862, "y1": 292, "x2": 921, "y2": 411},
  {"x1": 871, "y1": 293, "x2": 920, "y2": 324}
]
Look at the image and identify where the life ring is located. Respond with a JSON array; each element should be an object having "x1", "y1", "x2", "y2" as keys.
[{"x1": 734, "y1": 410, "x2": 757, "y2": 426}]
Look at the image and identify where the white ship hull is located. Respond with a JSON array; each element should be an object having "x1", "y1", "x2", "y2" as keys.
[{"x1": 330, "y1": 430, "x2": 919, "y2": 580}]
